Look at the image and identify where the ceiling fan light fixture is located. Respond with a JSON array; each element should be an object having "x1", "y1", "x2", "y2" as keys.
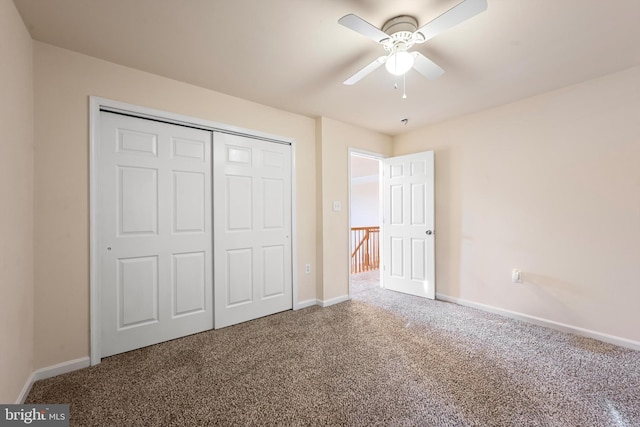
[
  {"x1": 339, "y1": 0, "x2": 488, "y2": 85},
  {"x1": 385, "y1": 50, "x2": 414, "y2": 76}
]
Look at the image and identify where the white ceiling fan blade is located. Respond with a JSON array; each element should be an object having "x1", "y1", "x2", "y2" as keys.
[
  {"x1": 414, "y1": 0, "x2": 487, "y2": 43},
  {"x1": 343, "y1": 56, "x2": 386, "y2": 85},
  {"x1": 412, "y1": 53, "x2": 445, "y2": 80},
  {"x1": 339, "y1": 14, "x2": 390, "y2": 43}
]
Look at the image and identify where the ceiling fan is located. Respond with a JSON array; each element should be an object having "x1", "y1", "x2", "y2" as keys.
[{"x1": 339, "y1": 0, "x2": 487, "y2": 85}]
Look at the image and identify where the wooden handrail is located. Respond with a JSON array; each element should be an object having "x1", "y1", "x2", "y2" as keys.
[{"x1": 351, "y1": 226, "x2": 380, "y2": 274}]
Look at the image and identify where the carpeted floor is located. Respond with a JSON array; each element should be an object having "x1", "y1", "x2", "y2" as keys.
[
  {"x1": 350, "y1": 269, "x2": 381, "y2": 295},
  {"x1": 27, "y1": 275, "x2": 640, "y2": 426}
]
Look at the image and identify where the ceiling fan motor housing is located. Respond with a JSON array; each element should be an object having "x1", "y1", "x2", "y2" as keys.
[{"x1": 380, "y1": 15, "x2": 424, "y2": 52}]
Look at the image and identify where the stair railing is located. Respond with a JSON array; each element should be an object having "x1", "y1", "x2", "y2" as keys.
[{"x1": 351, "y1": 226, "x2": 380, "y2": 274}]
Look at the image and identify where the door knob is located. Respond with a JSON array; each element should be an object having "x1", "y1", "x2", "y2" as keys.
[{"x1": 425, "y1": 230, "x2": 433, "y2": 235}]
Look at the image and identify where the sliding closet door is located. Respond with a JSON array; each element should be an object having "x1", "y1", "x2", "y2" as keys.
[
  {"x1": 99, "y1": 112, "x2": 213, "y2": 358},
  {"x1": 213, "y1": 132, "x2": 293, "y2": 328}
]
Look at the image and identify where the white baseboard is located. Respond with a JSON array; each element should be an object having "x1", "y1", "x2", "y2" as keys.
[
  {"x1": 318, "y1": 295, "x2": 350, "y2": 308},
  {"x1": 436, "y1": 293, "x2": 640, "y2": 351},
  {"x1": 17, "y1": 357, "x2": 91, "y2": 404},
  {"x1": 16, "y1": 371, "x2": 36, "y2": 404},
  {"x1": 295, "y1": 296, "x2": 351, "y2": 309},
  {"x1": 295, "y1": 299, "x2": 318, "y2": 310}
]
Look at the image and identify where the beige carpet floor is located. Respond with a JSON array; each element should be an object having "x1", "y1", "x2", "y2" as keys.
[
  {"x1": 27, "y1": 276, "x2": 640, "y2": 426},
  {"x1": 350, "y1": 269, "x2": 381, "y2": 295}
]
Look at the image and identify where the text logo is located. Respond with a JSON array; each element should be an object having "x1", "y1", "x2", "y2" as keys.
[{"x1": 0, "y1": 405, "x2": 69, "y2": 427}]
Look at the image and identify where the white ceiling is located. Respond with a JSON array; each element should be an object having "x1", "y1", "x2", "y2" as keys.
[{"x1": 13, "y1": 0, "x2": 640, "y2": 135}]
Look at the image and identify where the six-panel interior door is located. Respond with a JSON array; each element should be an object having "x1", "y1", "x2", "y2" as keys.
[
  {"x1": 213, "y1": 132, "x2": 293, "y2": 328},
  {"x1": 99, "y1": 112, "x2": 213, "y2": 358},
  {"x1": 382, "y1": 151, "x2": 435, "y2": 299}
]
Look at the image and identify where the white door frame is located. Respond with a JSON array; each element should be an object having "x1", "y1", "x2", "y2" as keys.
[
  {"x1": 347, "y1": 148, "x2": 385, "y2": 297},
  {"x1": 89, "y1": 96, "x2": 298, "y2": 365}
]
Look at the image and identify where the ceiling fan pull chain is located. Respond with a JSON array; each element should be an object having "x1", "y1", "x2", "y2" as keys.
[
  {"x1": 403, "y1": 73, "x2": 407, "y2": 99},
  {"x1": 394, "y1": 47, "x2": 399, "y2": 72}
]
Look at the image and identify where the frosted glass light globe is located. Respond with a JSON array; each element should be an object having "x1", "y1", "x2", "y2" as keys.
[{"x1": 385, "y1": 51, "x2": 415, "y2": 76}]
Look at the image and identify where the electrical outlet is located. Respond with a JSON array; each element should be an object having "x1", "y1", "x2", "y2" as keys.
[
  {"x1": 512, "y1": 268, "x2": 522, "y2": 283},
  {"x1": 305, "y1": 264, "x2": 311, "y2": 274}
]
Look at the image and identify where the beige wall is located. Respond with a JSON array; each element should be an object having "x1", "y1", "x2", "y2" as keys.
[
  {"x1": 0, "y1": 0, "x2": 34, "y2": 403},
  {"x1": 394, "y1": 66, "x2": 640, "y2": 343},
  {"x1": 33, "y1": 42, "x2": 317, "y2": 369},
  {"x1": 316, "y1": 117, "x2": 392, "y2": 302}
]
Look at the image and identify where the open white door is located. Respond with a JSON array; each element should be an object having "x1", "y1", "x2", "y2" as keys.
[
  {"x1": 382, "y1": 151, "x2": 435, "y2": 299},
  {"x1": 213, "y1": 132, "x2": 293, "y2": 328},
  {"x1": 99, "y1": 112, "x2": 213, "y2": 358}
]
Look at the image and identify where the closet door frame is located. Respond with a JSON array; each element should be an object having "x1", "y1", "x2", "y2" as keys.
[{"x1": 89, "y1": 96, "x2": 298, "y2": 366}]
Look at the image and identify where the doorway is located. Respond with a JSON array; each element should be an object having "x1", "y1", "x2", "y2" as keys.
[
  {"x1": 349, "y1": 151, "x2": 382, "y2": 296},
  {"x1": 348, "y1": 149, "x2": 436, "y2": 300}
]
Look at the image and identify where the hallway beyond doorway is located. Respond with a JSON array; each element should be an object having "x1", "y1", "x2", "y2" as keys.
[{"x1": 350, "y1": 270, "x2": 380, "y2": 295}]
